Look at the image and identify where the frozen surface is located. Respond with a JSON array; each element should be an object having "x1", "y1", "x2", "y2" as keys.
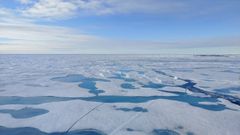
[{"x1": 0, "y1": 54, "x2": 240, "y2": 135}]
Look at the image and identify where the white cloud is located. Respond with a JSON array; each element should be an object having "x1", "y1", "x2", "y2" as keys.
[
  {"x1": 18, "y1": 0, "x2": 32, "y2": 4},
  {"x1": 0, "y1": 22, "x2": 101, "y2": 53},
  {"x1": 21, "y1": 0, "x2": 78, "y2": 18},
  {"x1": 19, "y1": 0, "x2": 187, "y2": 19},
  {"x1": 0, "y1": 8, "x2": 101, "y2": 53},
  {"x1": 17, "y1": 0, "x2": 240, "y2": 20}
]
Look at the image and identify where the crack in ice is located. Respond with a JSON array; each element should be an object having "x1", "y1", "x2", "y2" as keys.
[{"x1": 153, "y1": 69, "x2": 240, "y2": 106}]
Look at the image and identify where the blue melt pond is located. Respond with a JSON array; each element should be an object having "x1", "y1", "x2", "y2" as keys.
[
  {"x1": 51, "y1": 74, "x2": 110, "y2": 96},
  {"x1": 0, "y1": 126, "x2": 106, "y2": 135},
  {"x1": 0, "y1": 94, "x2": 231, "y2": 111},
  {"x1": 79, "y1": 81, "x2": 104, "y2": 95},
  {"x1": 115, "y1": 107, "x2": 148, "y2": 112},
  {"x1": 51, "y1": 74, "x2": 86, "y2": 82},
  {"x1": 152, "y1": 129, "x2": 180, "y2": 135},
  {"x1": 142, "y1": 82, "x2": 166, "y2": 89},
  {"x1": 121, "y1": 83, "x2": 136, "y2": 89},
  {"x1": 0, "y1": 107, "x2": 48, "y2": 119}
]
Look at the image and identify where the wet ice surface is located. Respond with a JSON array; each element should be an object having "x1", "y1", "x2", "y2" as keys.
[{"x1": 0, "y1": 54, "x2": 240, "y2": 135}]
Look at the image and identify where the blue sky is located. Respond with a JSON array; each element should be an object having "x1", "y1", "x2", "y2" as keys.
[{"x1": 0, "y1": 0, "x2": 240, "y2": 54}]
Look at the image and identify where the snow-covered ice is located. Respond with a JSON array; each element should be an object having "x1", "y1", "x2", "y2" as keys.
[{"x1": 0, "y1": 54, "x2": 240, "y2": 135}]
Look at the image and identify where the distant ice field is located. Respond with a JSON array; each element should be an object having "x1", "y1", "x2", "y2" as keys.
[{"x1": 0, "y1": 54, "x2": 239, "y2": 135}]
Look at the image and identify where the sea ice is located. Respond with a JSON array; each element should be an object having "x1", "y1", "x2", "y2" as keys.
[{"x1": 0, "y1": 54, "x2": 239, "y2": 135}]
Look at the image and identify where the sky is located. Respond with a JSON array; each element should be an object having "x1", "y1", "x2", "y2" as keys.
[{"x1": 0, "y1": 0, "x2": 240, "y2": 54}]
